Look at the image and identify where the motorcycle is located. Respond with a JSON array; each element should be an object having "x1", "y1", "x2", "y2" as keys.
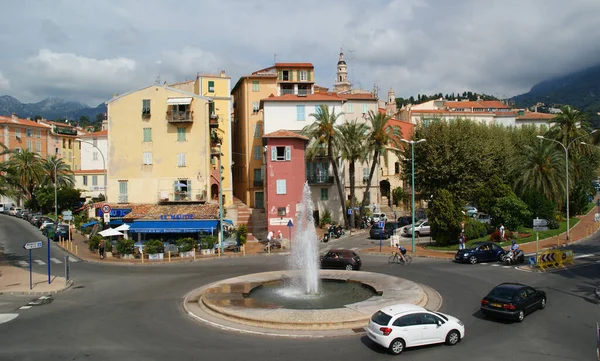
[
  {"x1": 264, "y1": 240, "x2": 282, "y2": 252},
  {"x1": 321, "y1": 233, "x2": 330, "y2": 243},
  {"x1": 504, "y1": 250, "x2": 525, "y2": 265}
]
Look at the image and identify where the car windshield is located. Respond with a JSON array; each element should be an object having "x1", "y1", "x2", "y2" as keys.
[
  {"x1": 371, "y1": 311, "x2": 392, "y2": 326},
  {"x1": 488, "y1": 286, "x2": 518, "y2": 301},
  {"x1": 434, "y1": 312, "x2": 449, "y2": 321}
]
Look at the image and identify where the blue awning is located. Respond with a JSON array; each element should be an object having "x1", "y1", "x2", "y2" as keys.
[
  {"x1": 128, "y1": 220, "x2": 219, "y2": 233},
  {"x1": 109, "y1": 219, "x2": 124, "y2": 226},
  {"x1": 81, "y1": 220, "x2": 98, "y2": 228}
]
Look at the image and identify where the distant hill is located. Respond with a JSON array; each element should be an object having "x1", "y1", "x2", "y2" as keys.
[
  {"x1": 0, "y1": 95, "x2": 106, "y2": 122},
  {"x1": 511, "y1": 64, "x2": 600, "y2": 124}
]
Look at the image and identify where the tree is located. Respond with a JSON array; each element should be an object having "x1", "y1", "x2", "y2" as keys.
[
  {"x1": 392, "y1": 186, "x2": 410, "y2": 208},
  {"x1": 428, "y1": 189, "x2": 461, "y2": 246},
  {"x1": 547, "y1": 105, "x2": 591, "y2": 148},
  {"x1": 41, "y1": 156, "x2": 75, "y2": 189},
  {"x1": 57, "y1": 187, "x2": 82, "y2": 211},
  {"x1": 79, "y1": 115, "x2": 90, "y2": 127},
  {"x1": 520, "y1": 190, "x2": 556, "y2": 221},
  {"x1": 360, "y1": 110, "x2": 401, "y2": 218},
  {"x1": 337, "y1": 119, "x2": 369, "y2": 227},
  {"x1": 7, "y1": 149, "x2": 44, "y2": 201},
  {"x1": 96, "y1": 113, "x2": 105, "y2": 123},
  {"x1": 302, "y1": 105, "x2": 348, "y2": 228},
  {"x1": 473, "y1": 175, "x2": 516, "y2": 215},
  {"x1": 489, "y1": 196, "x2": 531, "y2": 230}
]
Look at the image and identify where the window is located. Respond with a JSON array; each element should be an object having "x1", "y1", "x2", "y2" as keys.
[
  {"x1": 118, "y1": 180, "x2": 128, "y2": 202},
  {"x1": 92, "y1": 175, "x2": 98, "y2": 186},
  {"x1": 271, "y1": 146, "x2": 291, "y2": 161},
  {"x1": 393, "y1": 314, "x2": 419, "y2": 327},
  {"x1": 255, "y1": 191, "x2": 264, "y2": 209},
  {"x1": 92, "y1": 152, "x2": 98, "y2": 160},
  {"x1": 276, "y1": 180, "x2": 287, "y2": 194},
  {"x1": 299, "y1": 70, "x2": 307, "y2": 81},
  {"x1": 253, "y1": 124, "x2": 261, "y2": 138},
  {"x1": 15, "y1": 128, "x2": 21, "y2": 138},
  {"x1": 420, "y1": 313, "x2": 441, "y2": 325},
  {"x1": 347, "y1": 102, "x2": 353, "y2": 113},
  {"x1": 363, "y1": 167, "x2": 370, "y2": 181},
  {"x1": 296, "y1": 105, "x2": 306, "y2": 121},
  {"x1": 143, "y1": 128, "x2": 152, "y2": 142},
  {"x1": 55, "y1": 136, "x2": 58, "y2": 142},
  {"x1": 252, "y1": 81, "x2": 259, "y2": 92},
  {"x1": 142, "y1": 99, "x2": 151, "y2": 116},
  {"x1": 253, "y1": 146, "x2": 261, "y2": 160},
  {"x1": 36, "y1": 130, "x2": 41, "y2": 138},
  {"x1": 394, "y1": 162, "x2": 400, "y2": 174},
  {"x1": 282, "y1": 70, "x2": 290, "y2": 81},
  {"x1": 92, "y1": 138, "x2": 98, "y2": 147},
  {"x1": 208, "y1": 81, "x2": 215, "y2": 92},
  {"x1": 177, "y1": 153, "x2": 187, "y2": 167},
  {"x1": 35, "y1": 141, "x2": 41, "y2": 153},
  {"x1": 82, "y1": 175, "x2": 88, "y2": 186},
  {"x1": 362, "y1": 104, "x2": 368, "y2": 113},
  {"x1": 177, "y1": 127, "x2": 186, "y2": 142},
  {"x1": 143, "y1": 151, "x2": 153, "y2": 165},
  {"x1": 253, "y1": 168, "x2": 262, "y2": 186},
  {"x1": 320, "y1": 188, "x2": 328, "y2": 200},
  {"x1": 26, "y1": 140, "x2": 32, "y2": 151},
  {"x1": 68, "y1": 139, "x2": 72, "y2": 149},
  {"x1": 26, "y1": 129, "x2": 33, "y2": 137},
  {"x1": 68, "y1": 152, "x2": 72, "y2": 161},
  {"x1": 277, "y1": 207, "x2": 286, "y2": 216},
  {"x1": 62, "y1": 139, "x2": 66, "y2": 148},
  {"x1": 252, "y1": 102, "x2": 260, "y2": 113},
  {"x1": 54, "y1": 148, "x2": 59, "y2": 155}
]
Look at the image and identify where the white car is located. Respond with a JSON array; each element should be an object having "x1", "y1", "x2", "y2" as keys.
[
  {"x1": 371, "y1": 213, "x2": 388, "y2": 223},
  {"x1": 367, "y1": 304, "x2": 465, "y2": 355}
]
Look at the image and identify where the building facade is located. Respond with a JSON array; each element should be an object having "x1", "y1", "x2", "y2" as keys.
[
  {"x1": 39, "y1": 120, "x2": 81, "y2": 171},
  {"x1": 76, "y1": 129, "x2": 108, "y2": 199},
  {"x1": 0, "y1": 114, "x2": 51, "y2": 159},
  {"x1": 399, "y1": 99, "x2": 516, "y2": 126}
]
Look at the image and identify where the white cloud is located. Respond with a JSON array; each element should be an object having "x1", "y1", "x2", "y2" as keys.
[{"x1": 0, "y1": 71, "x2": 9, "y2": 90}]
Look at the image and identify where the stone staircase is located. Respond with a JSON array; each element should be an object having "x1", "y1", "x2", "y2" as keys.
[
  {"x1": 380, "y1": 195, "x2": 394, "y2": 217},
  {"x1": 233, "y1": 197, "x2": 257, "y2": 241}
]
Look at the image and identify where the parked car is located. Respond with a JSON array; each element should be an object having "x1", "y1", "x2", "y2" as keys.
[
  {"x1": 369, "y1": 222, "x2": 397, "y2": 239},
  {"x1": 475, "y1": 213, "x2": 492, "y2": 224},
  {"x1": 454, "y1": 241, "x2": 506, "y2": 264},
  {"x1": 213, "y1": 239, "x2": 240, "y2": 252},
  {"x1": 480, "y1": 283, "x2": 546, "y2": 322},
  {"x1": 402, "y1": 219, "x2": 430, "y2": 237},
  {"x1": 320, "y1": 249, "x2": 361, "y2": 271},
  {"x1": 396, "y1": 216, "x2": 412, "y2": 227},
  {"x1": 50, "y1": 224, "x2": 69, "y2": 241},
  {"x1": 8, "y1": 207, "x2": 21, "y2": 216},
  {"x1": 40, "y1": 221, "x2": 56, "y2": 233},
  {"x1": 371, "y1": 213, "x2": 388, "y2": 223},
  {"x1": 367, "y1": 304, "x2": 465, "y2": 355},
  {"x1": 464, "y1": 206, "x2": 478, "y2": 217}
]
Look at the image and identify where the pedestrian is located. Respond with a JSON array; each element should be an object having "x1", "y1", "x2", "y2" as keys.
[
  {"x1": 459, "y1": 232, "x2": 466, "y2": 250},
  {"x1": 267, "y1": 230, "x2": 274, "y2": 249},
  {"x1": 99, "y1": 239, "x2": 105, "y2": 260},
  {"x1": 499, "y1": 224, "x2": 505, "y2": 241}
]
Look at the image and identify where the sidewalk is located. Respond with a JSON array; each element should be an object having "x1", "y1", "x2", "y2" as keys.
[{"x1": 0, "y1": 265, "x2": 70, "y2": 295}]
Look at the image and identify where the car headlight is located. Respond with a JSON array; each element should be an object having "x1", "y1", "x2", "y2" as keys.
[{"x1": 463, "y1": 253, "x2": 470, "y2": 257}]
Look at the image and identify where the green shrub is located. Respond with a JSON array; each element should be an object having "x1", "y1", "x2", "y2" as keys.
[
  {"x1": 177, "y1": 237, "x2": 196, "y2": 252},
  {"x1": 88, "y1": 235, "x2": 102, "y2": 251},
  {"x1": 489, "y1": 196, "x2": 532, "y2": 230},
  {"x1": 319, "y1": 210, "x2": 332, "y2": 228},
  {"x1": 463, "y1": 220, "x2": 487, "y2": 240},
  {"x1": 236, "y1": 224, "x2": 248, "y2": 246},
  {"x1": 429, "y1": 189, "x2": 461, "y2": 245},
  {"x1": 145, "y1": 239, "x2": 164, "y2": 254},
  {"x1": 200, "y1": 236, "x2": 217, "y2": 249},
  {"x1": 116, "y1": 239, "x2": 135, "y2": 255}
]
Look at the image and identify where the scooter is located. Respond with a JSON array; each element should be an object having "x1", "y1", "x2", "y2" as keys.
[
  {"x1": 321, "y1": 233, "x2": 330, "y2": 243},
  {"x1": 504, "y1": 250, "x2": 525, "y2": 265}
]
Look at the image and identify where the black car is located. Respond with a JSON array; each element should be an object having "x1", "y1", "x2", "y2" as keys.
[
  {"x1": 320, "y1": 249, "x2": 362, "y2": 271},
  {"x1": 49, "y1": 224, "x2": 69, "y2": 241},
  {"x1": 369, "y1": 222, "x2": 397, "y2": 239},
  {"x1": 454, "y1": 241, "x2": 506, "y2": 264},
  {"x1": 480, "y1": 283, "x2": 546, "y2": 322},
  {"x1": 396, "y1": 216, "x2": 412, "y2": 227}
]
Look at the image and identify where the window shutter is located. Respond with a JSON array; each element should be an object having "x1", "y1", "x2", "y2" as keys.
[
  {"x1": 173, "y1": 180, "x2": 178, "y2": 193},
  {"x1": 278, "y1": 71, "x2": 282, "y2": 81},
  {"x1": 285, "y1": 146, "x2": 291, "y2": 161},
  {"x1": 297, "y1": 70, "x2": 300, "y2": 81},
  {"x1": 271, "y1": 146, "x2": 277, "y2": 161},
  {"x1": 182, "y1": 153, "x2": 186, "y2": 166},
  {"x1": 307, "y1": 70, "x2": 311, "y2": 81},
  {"x1": 188, "y1": 179, "x2": 192, "y2": 194},
  {"x1": 177, "y1": 153, "x2": 182, "y2": 167}
]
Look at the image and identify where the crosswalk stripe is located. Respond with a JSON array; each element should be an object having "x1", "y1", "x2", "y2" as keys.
[
  {"x1": 0, "y1": 314, "x2": 18, "y2": 324},
  {"x1": 490, "y1": 264, "x2": 500, "y2": 267},
  {"x1": 16, "y1": 261, "x2": 28, "y2": 267},
  {"x1": 502, "y1": 266, "x2": 511, "y2": 269},
  {"x1": 34, "y1": 260, "x2": 45, "y2": 265},
  {"x1": 351, "y1": 247, "x2": 359, "y2": 251},
  {"x1": 69, "y1": 258, "x2": 79, "y2": 262},
  {"x1": 18, "y1": 306, "x2": 31, "y2": 310},
  {"x1": 50, "y1": 258, "x2": 62, "y2": 264}
]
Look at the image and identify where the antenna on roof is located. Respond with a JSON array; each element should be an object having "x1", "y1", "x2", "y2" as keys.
[
  {"x1": 274, "y1": 53, "x2": 277, "y2": 65},
  {"x1": 155, "y1": 73, "x2": 161, "y2": 85}
]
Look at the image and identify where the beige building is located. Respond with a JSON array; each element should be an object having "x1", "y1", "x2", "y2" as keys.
[
  {"x1": 106, "y1": 84, "x2": 213, "y2": 205},
  {"x1": 39, "y1": 120, "x2": 82, "y2": 171}
]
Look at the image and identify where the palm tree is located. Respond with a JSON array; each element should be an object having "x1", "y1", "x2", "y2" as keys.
[
  {"x1": 513, "y1": 140, "x2": 566, "y2": 204},
  {"x1": 41, "y1": 156, "x2": 75, "y2": 189},
  {"x1": 547, "y1": 105, "x2": 591, "y2": 149},
  {"x1": 302, "y1": 105, "x2": 348, "y2": 228},
  {"x1": 338, "y1": 119, "x2": 369, "y2": 228},
  {"x1": 7, "y1": 149, "x2": 44, "y2": 201},
  {"x1": 0, "y1": 143, "x2": 18, "y2": 198},
  {"x1": 360, "y1": 110, "x2": 402, "y2": 218}
]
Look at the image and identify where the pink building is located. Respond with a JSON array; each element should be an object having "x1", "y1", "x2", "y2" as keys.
[{"x1": 263, "y1": 130, "x2": 309, "y2": 237}]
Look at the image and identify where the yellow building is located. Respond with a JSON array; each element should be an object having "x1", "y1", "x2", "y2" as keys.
[
  {"x1": 170, "y1": 71, "x2": 233, "y2": 207},
  {"x1": 231, "y1": 62, "x2": 315, "y2": 208},
  {"x1": 40, "y1": 120, "x2": 81, "y2": 171},
  {"x1": 105, "y1": 85, "x2": 214, "y2": 205}
]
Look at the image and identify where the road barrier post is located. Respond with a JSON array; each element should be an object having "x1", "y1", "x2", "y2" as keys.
[
  {"x1": 193, "y1": 249, "x2": 196, "y2": 260},
  {"x1": 75, "y1": 245, "x2": 78, "y2": 255},
  {"x1": 168, "y1": 251, "x2": 171, "y2": 262}
]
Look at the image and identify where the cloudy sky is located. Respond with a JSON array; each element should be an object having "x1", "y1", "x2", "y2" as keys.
[{"x1": 1, "y1": 0, "x2": 599, "y2": 106}]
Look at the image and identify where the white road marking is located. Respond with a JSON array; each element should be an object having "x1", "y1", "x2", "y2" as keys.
[
  {"x1": 490, "y1": 264, "x2": 500, "y2": 267},
  {"x1": 502, "y1": 266, "x2": 511, "y2": 269},
  {"x1": 16, "y1": 261, "x2": 28, "y2": 267},
  {"x1": 596, "y1": 260, "x2": 600, "y2": 263},
  {"x1": 50, "y1": 258, "x2": 62, "y2": 264},
  {"x1": 34, "y1": 260, "x2": 45, "y2": 265},
  {"x1": 573, "y1": 254, "x2": 594, "y2": 259},
  {"x1": 69, "y1": 258, "x2": 79, "y2": 262},
  {"x1": 0, "y1": 314, "x2": 19, "y2": 324},
  {"x1": 18, "y1": 306, "x2": 31, "y2": 310},
  {"x1": 351, "y1": 247, "x2": 359, "y2": 251}
]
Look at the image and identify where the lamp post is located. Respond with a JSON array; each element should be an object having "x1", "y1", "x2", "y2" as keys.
[
  {"x1": 537, "y1": 130, "x2": 597, "y2": 240},
  {"x1": 76, "y1": 138, "x2": 107, "y2": 201},
  {"x1": 54, "y1": 162, "x2": 58, "y2": 222},
  {"x1": 400, "y1": 138, "x2": 426, "y2": 254},
  {"x1": 218, "y1": 146, "x2": 224, "y2": 255}
]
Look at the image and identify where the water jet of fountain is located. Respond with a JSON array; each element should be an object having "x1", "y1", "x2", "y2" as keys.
[{"x1": 287, "y1": 182, "x2": 320, "y2": 294}]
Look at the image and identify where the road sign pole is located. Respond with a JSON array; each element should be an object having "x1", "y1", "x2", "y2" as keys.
[
  {"x1": 29, "y1": 249, "x2": 32, "y2": 290},
  {"x1": 47, "y1": 236, "x2": 51, "y2": 284},
  {"x1": 380, "y1": 225, "x2": 383, "y2": 253}
]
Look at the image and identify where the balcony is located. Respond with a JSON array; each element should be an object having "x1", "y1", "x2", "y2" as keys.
[
  {"x1": 54, "y1": 127, "x2": 77, "y2": 135},
  {"x1": 118, "y1": 194, "x2": 128, "y2": 203},
  {"x1": 209, "y1": 113, "x2": 219, "y2": 127},
  {"x1": 142, "y1": 110, "x2": 151, "y2": 119},
  {"x1": 307, "y1": 175, "x2": 334, "y2": 185},
  {"x1": 253, "y1": 180, "x2": 263, "y2": 187},
  {"x1": 167, "y1": 110, "x2": 193, "y2": 123},
  {"x1": 157, "y1": 190, "x2": 207, "y2": 203},
  {"x1": 281, "y1": 87, "x2": 294, "y2": 95},
  {"x1": 298, "y1": 87, "x2": 311, "y2": 95}
]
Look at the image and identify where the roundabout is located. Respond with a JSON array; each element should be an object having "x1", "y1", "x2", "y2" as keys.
[{"x1": 183, "y1": 269, "x2": 442, "y2": 337}]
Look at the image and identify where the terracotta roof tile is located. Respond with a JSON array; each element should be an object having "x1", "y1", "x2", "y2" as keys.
[
  {"x1": 262, "y1": 93, "x2": 343, "y2": 102},
  {"x1": 275, "y1": 62, "x2": 314, "y2": 68},
  {"x1": 337, "y1": 93, "x2": 377, "y2": 100},
  {"x1": 516, "y1": 111, "x2": 555, "y2": 120},
  {"x1": 263, "y1": 129, "x2": 309, "y2": 140},
  {"x1": 79, "y1": 129, "x2": 107, "y2": 137},
  {"x1": 0, "y1": 116, "x2": 51, "y2": 129},
  {"x1": 73, "y1": 169, "x2": 104, "y2": 174}
]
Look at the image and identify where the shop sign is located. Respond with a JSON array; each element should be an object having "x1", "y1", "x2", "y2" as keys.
[
  {"x1": 159, "y1": 214, "x2": 194, "y2": 220},
  {"x1": 96, "y1": 208, "x2": 132, "y2": 218}
]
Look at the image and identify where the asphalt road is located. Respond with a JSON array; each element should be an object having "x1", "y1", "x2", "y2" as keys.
[{"x1": 0, "y1": 216, "x2": 598, "y2": 361}]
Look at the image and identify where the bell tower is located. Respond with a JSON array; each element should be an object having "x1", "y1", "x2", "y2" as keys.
[
  {"x1": 334, "y1": 50, "x2": 351, "y2": 93},
  {"x1": 386, "y1": 87, "x2": 397, "y2": 116}
]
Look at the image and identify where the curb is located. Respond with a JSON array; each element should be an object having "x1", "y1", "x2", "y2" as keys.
[
  {"x1": 595, "y1": 286, "x2": 600, "y2": 301},
  {"x1": 0, "y1": 279, "x2": 74, "y2": 296}
]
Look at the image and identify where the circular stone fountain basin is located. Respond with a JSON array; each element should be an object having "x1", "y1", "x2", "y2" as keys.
[{"x1": 187, "y1": 270, "x2": 429, "y2": 331}]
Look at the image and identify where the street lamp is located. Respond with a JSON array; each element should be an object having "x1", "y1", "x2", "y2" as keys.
[
  {"x1": 76, "y1": 138, "x2": 107, "y2": 202},
  {"x1": 537, "y1": 129, "x2": 597, "y2": 240},
  {"x1": 54, "y1": 162, "x2": 58, "y2": 222},
  {"x1": 400, "y1": 138, "x2": 426, "y2": 254}
]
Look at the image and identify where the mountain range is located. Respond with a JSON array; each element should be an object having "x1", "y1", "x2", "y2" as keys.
[{"x1": 0, "y1": 95, "x2": 106, "y2": 121}]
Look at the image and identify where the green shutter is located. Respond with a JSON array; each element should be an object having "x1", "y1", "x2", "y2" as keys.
[
  {"x1": 278, "y1": 71, "x2": 282, "y2": 81},
  {"x1": 297, "y1": 70, "x2": 301, "y2": 81},
  {"x1": 188, "y1": 179, "x2": 192, "y2": 195},
  {"x1": 307, "y1": 70, "x2": 311, "y2": 81},
  {"x1": 174, "y1": 180, "x2": 178, "y2": 193},
  {"x1": 285, "y1": 146, "x2": 291, "y2": 161}
]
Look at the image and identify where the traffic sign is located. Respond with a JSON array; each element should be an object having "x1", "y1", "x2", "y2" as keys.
[
  {"x1": 23, "y1": 241, "x2": 43, "y2": 250},
  {"x1": 63, "y1": 215, "x2": 73, "y2": 221},
  {"x1": 287, "y1": 220, "x2": 293, "y2": 227},
  {"x1": 347, "y1": 208, "x2": 353, "y2": 215},
  {"x1": 378, "y1": 221, "x2": 385, "y2": 228},
  {"x1": 101, "y1": 204, "x2": 111, "y2": 214},
  {"x1": 62, "y1": 210, "x2": 72, "y2": 216}
]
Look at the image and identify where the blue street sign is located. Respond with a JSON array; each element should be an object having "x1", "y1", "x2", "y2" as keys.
[
  {"x1": 287, "y1": 220, "x2": 293, "y2": 227},
  {"x1": 348, "y1": 209, "x2": 353, "y2": 215},
  {"x1": 378, "y1": 221, "x2": 385, "y2": 228}
]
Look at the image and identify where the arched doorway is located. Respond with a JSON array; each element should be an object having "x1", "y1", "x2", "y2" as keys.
[
  {"x1": 379, "y1": 179, "x2": 391, "y2": 207},
  {"x1": 211, "y1": 184, "x2": 219, "y2": 200}
]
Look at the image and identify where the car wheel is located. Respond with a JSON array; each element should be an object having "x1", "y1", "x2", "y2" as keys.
[
  {"x1": 517, "y1": 310, "x2": 525, "y2": 322},
  {"x1": 345, "y1": 264, "x2": 354, "y2": 271},
  {"x1": 388, "y1": 338, "x2": 405, "y2": 355},
  {"x1": 445, "y1": 330, "x2": 460, "y2": 345},
  {"x1": 469, "y1": 255, "x2": 478, "y2": 264},
  {"x1": 498, "y1": 253, "x2": 506, "y2": 262},
  {"x1": 415, "y1": 231, "x2": 420, "y2": 238},
  {"x1": 540, "y1": 297, "x2": 546, "y2": 309}
]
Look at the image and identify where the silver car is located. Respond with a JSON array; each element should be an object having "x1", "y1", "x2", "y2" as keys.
[{"x1": 402, "y1": 219, "x2": 430, "y2": 237}]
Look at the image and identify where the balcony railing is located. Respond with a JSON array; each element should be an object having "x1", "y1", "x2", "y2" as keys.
[
  {"x1": 54, "y1": 127, "x2": 77, "y2": 135},
  {"x1": 157, "y1": 190, "x2": 207, "y2": 203},
  {"x1": 118, "y1": 194, "x2": 128, "y2": 203},
  {"x1": 209, "y1": 113, "x2": 219, "y2": 127},
  {"x1": 298, "y1": 88, "x2": 311, "y2": 95},
  {"x1": 307, "y1": 175, "x2": 334, "y2": 185},
  {"x1": 167, "y1": 110, "x2": 193, "y2": 123},
  {"x1": 253, "y1": 180, "x2": 263, "y2": 187}
]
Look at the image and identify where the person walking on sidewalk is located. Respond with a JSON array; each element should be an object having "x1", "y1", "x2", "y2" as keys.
[
  {"x1": 99, "y1": 239, "x2": 105, "y2": 260},
  {"x1": 499, "y1": 224, "x2": 505, "y2": 241}
]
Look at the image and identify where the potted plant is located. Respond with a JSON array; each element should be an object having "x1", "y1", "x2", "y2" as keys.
[
  {"x1": 145, "y1": 239, "x2": 165, "y2": 260},
  {"x1": 177, "y1": 237, "x2": 196, "y2": 258},
  {"x1": 200, "y1": 236, "x2": 217, "y2": 255},
  {"x1": 116, "y1": 239, "x2": 135, "y2": 259}
]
